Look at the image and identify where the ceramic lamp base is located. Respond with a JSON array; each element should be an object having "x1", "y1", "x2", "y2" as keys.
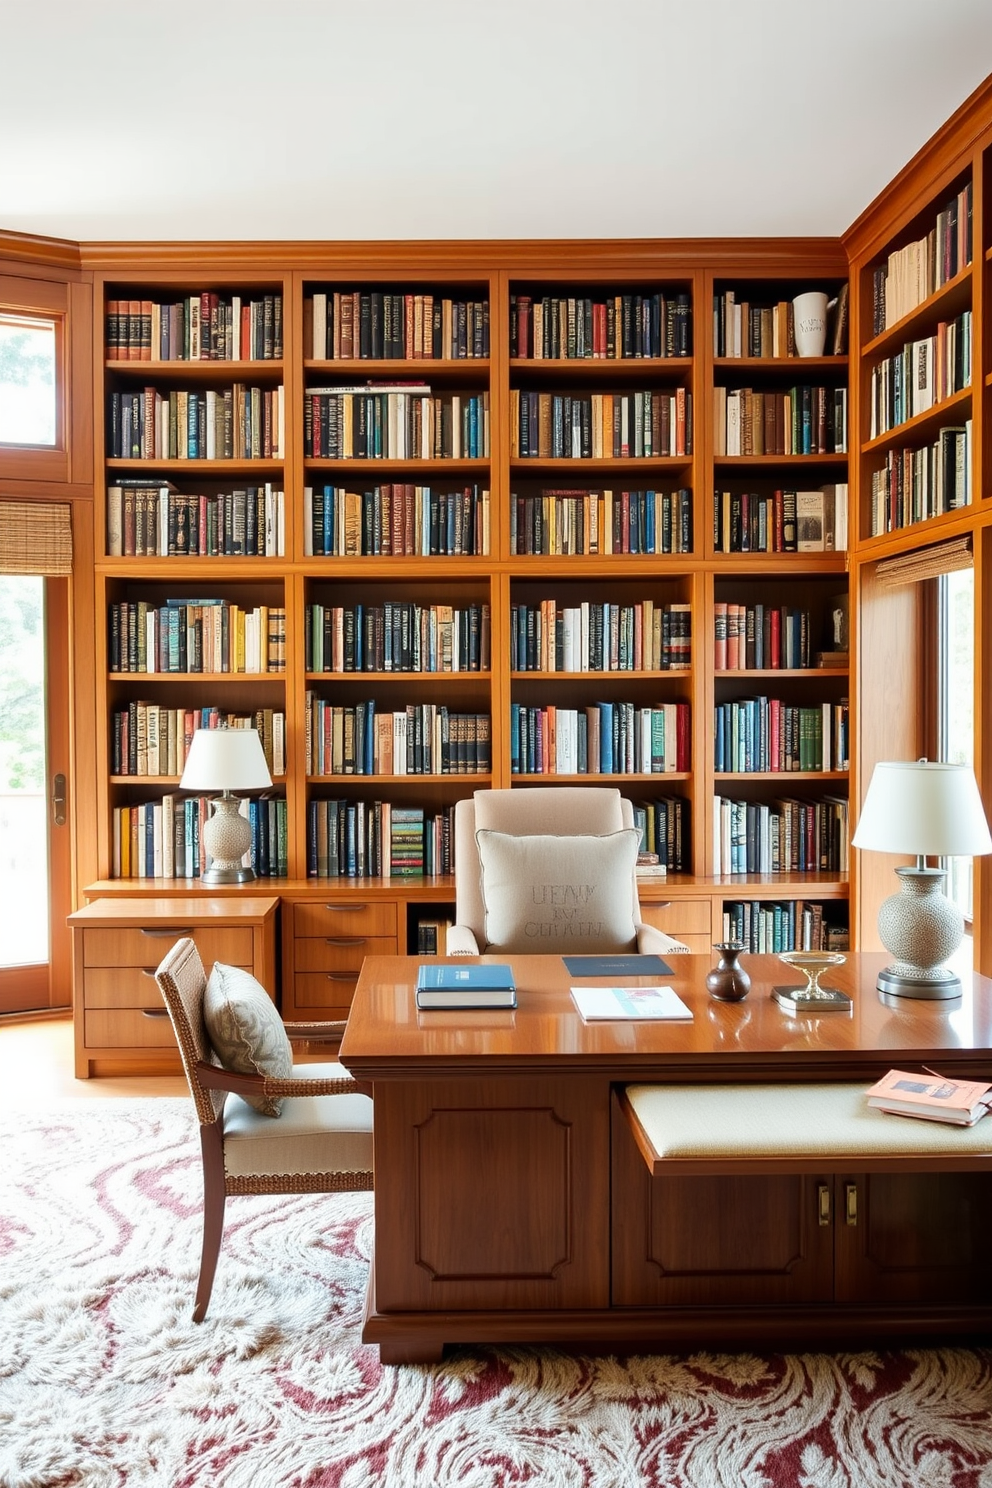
[
  {"x1": 875, "y1": 865, "x2": 963, "y2": 1000},
  {"x1": 200, "y1": 794, "x2": 256, "y2": 885}
]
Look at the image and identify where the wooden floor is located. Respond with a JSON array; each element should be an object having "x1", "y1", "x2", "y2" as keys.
[{"x1": 0, "y1": 1015, "x2": 187, "y2": 1109}]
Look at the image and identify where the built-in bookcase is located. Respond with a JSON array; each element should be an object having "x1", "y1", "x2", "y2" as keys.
[{"x1": 88, "y1": 246, "x2": 853, "y2": 1014}]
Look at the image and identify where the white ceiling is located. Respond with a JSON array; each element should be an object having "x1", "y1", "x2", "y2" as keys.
[{"x1": 3, "y1": 0, "x2": 992, "y2": 245}]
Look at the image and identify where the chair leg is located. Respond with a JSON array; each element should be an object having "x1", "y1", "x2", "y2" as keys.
[{"x1": 194, "y1": 1118, "x2": 227, "y2": 1323}]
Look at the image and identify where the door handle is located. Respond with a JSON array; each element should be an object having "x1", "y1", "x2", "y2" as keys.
[{"x1": 52, "y1": 772, "x2": 67, "y2": 827}]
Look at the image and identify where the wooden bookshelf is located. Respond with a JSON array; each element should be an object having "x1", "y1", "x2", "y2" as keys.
[{"x1": 71, "y1": 244, "x2": 857, "y2": 1012}]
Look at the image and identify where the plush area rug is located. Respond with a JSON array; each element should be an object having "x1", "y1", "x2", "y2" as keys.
[{"x1": 1, "y1": 1101, "x2": 991, "y2": 1488}]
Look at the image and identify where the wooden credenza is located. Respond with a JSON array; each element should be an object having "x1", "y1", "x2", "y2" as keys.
[
  {"x1": 339, "y1": 952, "x2": 992, "y2": 1363},
  {"x1": 68, "y1": 896, "x2": 278, "y2": 1077}
]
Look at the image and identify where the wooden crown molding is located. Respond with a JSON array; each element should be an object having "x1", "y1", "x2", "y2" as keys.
[
  {"x1": 76, "y1": 236, "x2": 846, "y2": 278},
  {"x1": 0, "y1": 230, "x2": 82, "y2": 277},
  {"x1": 843, "y1": 73, "x2": 992, "y2": 266}
]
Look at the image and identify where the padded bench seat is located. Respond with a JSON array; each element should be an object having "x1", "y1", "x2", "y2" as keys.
[{"x1": 622, "y1": 1082, "x2": 992, "y2": 1176}]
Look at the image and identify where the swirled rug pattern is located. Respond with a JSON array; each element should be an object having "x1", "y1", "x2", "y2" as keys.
[{"x1": 1, "y1": 1101, "x2": 991, "y2": 1488}]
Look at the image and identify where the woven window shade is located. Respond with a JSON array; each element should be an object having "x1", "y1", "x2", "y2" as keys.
[
  {"x1": 0, "y1": 501, "x2": 72, "y2": 576},
  {"x1": 874, "y1": 535, "x2": 972, "y2": 587}
]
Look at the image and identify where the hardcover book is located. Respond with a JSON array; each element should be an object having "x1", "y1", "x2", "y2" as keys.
[
  {"x1": 866, "y1": 1069, "x2": 992, "y2": 1126},
  {"x1": 415, "y1": 962, "x2": 516, "y2": 1009}
]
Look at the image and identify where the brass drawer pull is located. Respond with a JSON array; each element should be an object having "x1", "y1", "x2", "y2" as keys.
[
  {"x1": 325, "y1": 972, "x2": 358, "y2": 982},
  {"x1": 140, "y1": 968, "x2": 160, "y2": 977},
  {"x1": 140, "y1": 927, "x2": 192, "y2": 937},
  {"x1": 323, "y1": 904, "x2": 367, "y2": 912},
  {"x1": 140, "y1": 1008, "x2": 170, "y2": 1019},
  {"x1": 324, "y1": 936, "x2": 367, "y2": 946},
  {"x1": 817, "y1": 1183, "x2": 831, "y2": 1226}
]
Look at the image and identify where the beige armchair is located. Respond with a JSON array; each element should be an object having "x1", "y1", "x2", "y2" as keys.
[
  {"x1": 154, "y1": 937, "x2": 373, "y2": 1322},
  {"x1": 447, "y1": 786, "x2": 689, "y2": 956}
]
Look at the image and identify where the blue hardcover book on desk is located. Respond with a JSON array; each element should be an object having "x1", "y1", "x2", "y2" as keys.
[{"x1": 416, "y1": 963, "x2": 517, "y2": 1009}]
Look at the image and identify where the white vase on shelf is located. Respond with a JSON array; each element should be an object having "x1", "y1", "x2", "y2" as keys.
[{"x1": 792, "y1": 291, "x2": 829, "y2": 357}]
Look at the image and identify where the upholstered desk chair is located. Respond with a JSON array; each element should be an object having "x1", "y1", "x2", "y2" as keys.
[
  {"x1": 448, "y1": 786, "x2": 689, "y2": 956},
  {"x1": 154, "y1": 937, "x2": 373, "y2": 1323}
]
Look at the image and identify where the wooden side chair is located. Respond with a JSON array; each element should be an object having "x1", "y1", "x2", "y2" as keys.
[{"x1": 154, "y1": 936, "x2": 373, "y2": 1323}]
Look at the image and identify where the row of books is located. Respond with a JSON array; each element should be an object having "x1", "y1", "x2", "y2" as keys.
[
  {"x1": 106, "y1": 482, "x2": 285, "y2": 558},
  {"x1": 713, "y1": 794, "x2": 850, "y2": 875},
  {"x1": 713, "y1": 484, "x2": 847, "y2": 554},
  {"x1": 867, "y1": 311, "x2": 972, "y2": 439},
  {"x1": 110, "y1": 707, "x2": 285, "y2": 778},
  {"x1": 720, "y1": 899, "x2": 849, "y2": 953},
  {"x1": 302, "y1": 483, "x2": 490, "y2": 557},
  {"x1": 108, "y1": 601, "x2": 287, "y2": 675},
  {"x1": 510, "y1": 487, "x2": 693, "y2": 556},
  {"x1": 868, "y1": 422, "x2": 972, "y2": 536},
  {"x1": 511, "y1": 389, "x2": 692, "y2": 459},
  {"x1": 871, "y1": 182, "x2": 973, "y2": 335},
  {"x1": 714, "y1": 604, "x2": 813, "y2": 671},
  {"x1": 631, "y1": 796, "x2": 690, "y2": 872},
  {"x1": 509, "y1": 291, "x2": 691, "y2": 360},
  {"x1": 309, "y1": 292, "x2": 489, "y2": 361},
  {"x1": 509, "y1": 701, "x2": 690, "y2": 777},
  {"x1": 510, "y1": 600, "x2": 691, "y2": 673},
  {"x1": 307, "y1": 800, "x2": 456, "y2": 879},
  {"x1": 106, "y1": 294, "x2": 282, "y2": 363},
  {"x1": 112, "y1": 794, "x2": 287, "y2": 880},
  {"x1": 304, "y1": 601, "x2": 491, "y2": 674},
  {"x1": 108, "y1": 385, "x2": 284, "y2": 461},
  {"x1": 712, "y1": 286, "x2": 849, "y2": 359},
  {"x1": 416, "y1": 916, "x2": 454, "y2": 955},
  {"x1": 303, "y1": 386, "x2": 489, "y2": 459},
  {"x1": 713, "y1": 698, "x2": 850, "y2": 774},
  {"x1": 713, "y1": 385, "x2": 847, "y2": 456},
  {"x1": 305, "y1": 696, "x2": 491, "y2": 776}
]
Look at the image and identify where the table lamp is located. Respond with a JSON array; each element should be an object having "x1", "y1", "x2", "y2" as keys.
[
  {"x1": 179, "y1": 727, "x2": 272, "y2": 885},
  {"x1": 852, "y1": 759, "x2": 992, "y2": 998}
]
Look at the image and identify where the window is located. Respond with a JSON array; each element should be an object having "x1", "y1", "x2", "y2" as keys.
[
  {"x1": 0, "y1": 312, "x2": 57, "y2": 448},
  {"x1": 937, "y1": 567, "x2": 975, "y2": 920}
]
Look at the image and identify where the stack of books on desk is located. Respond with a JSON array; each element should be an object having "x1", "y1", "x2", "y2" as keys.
[{"x1": 415, "y1": 963, "x2": 516, "y2": 1010}]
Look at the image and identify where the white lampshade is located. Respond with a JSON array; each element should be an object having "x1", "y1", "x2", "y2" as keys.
[
  {"x1": 179, "y1": 727, "x2": 272, "y2": 792},
  {"x1": 852, "y1": 760, "x2": 992, "y2": 858}
]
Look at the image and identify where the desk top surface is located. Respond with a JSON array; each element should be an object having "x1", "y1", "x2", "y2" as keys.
[{"x1": 339, "y1": 952, "x2": 992, "y2": 1079}]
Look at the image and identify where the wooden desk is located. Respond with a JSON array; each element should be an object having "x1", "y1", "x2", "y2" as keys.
[{"x1": 339, "y1": 953, "x2": 992, "y2": 1363}]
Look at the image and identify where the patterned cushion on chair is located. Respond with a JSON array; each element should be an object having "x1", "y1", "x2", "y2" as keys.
[
  {"x1": 203, "y1": 963, "x2": 293, "y2": 1117},
  {"x1": 476, "y1": 828, "x2": 640, "y2": 953}
]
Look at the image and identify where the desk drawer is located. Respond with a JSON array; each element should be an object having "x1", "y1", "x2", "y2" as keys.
[
  {"x1": 294, "y1": 901, "x2": 397, "y2": 938},
  {"x1": 290, "y1": 972, "x2": 360, "y2": 1017},
  {"x1": 82, "y1": 926, "x2": 254, "y2": 969},
  {"x1": 294, "y1": 935, "x2": 394, "y2": 973},
  {"x1": 85, "y1": 1007, "x2": 176, "y2": 1050},
  {"x1": 83, "y1": 966, "x2": 167, "y2": 1009}
]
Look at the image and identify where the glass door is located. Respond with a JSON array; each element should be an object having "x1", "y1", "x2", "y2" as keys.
[{"x1": 0, "y1": 575, "x2": 71, "y2": 1013}]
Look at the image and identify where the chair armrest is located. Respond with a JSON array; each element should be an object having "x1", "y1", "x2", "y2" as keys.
[
  {"x1": 194, "y1": 1060, "x2": 371, "y2": 1100},
  {"x1": 636, "y1": 922, "x2": 690, "y2": 955},
  {"x1": 285, "y1": 1020, "x2": 346, "y2": 1043},
  {"x1": 446, "y1": 923, "x2": 481, "y2": 955}
]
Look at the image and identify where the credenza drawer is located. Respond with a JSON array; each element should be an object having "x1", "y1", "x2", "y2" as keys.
[
  {"x1": 84, "y1": 1007, "x2": 177, "y2": 1050},
  {"x1": 83, "y1": 965, "x2": 170, "y2": 1008},
  {"x1": 294, "y1": 935, "x2": 394, "y2": 973},
  {"x1": 294, "y1": 901, "x2": 397, "y2": 938},
  {"x1": 290, "y1": 972, "x2": 360, "y2": 1018},
  {"x1": 81, "y1": 925, "x2": 255, "y2": 969},
  {"x1": 640, "y1": 898, "x2": 712, "y2": 934}
]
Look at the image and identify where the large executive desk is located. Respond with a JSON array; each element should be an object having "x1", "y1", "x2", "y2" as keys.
[{"x1": 338, "y1": 952, "x2": 992, "y2": 1364}]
